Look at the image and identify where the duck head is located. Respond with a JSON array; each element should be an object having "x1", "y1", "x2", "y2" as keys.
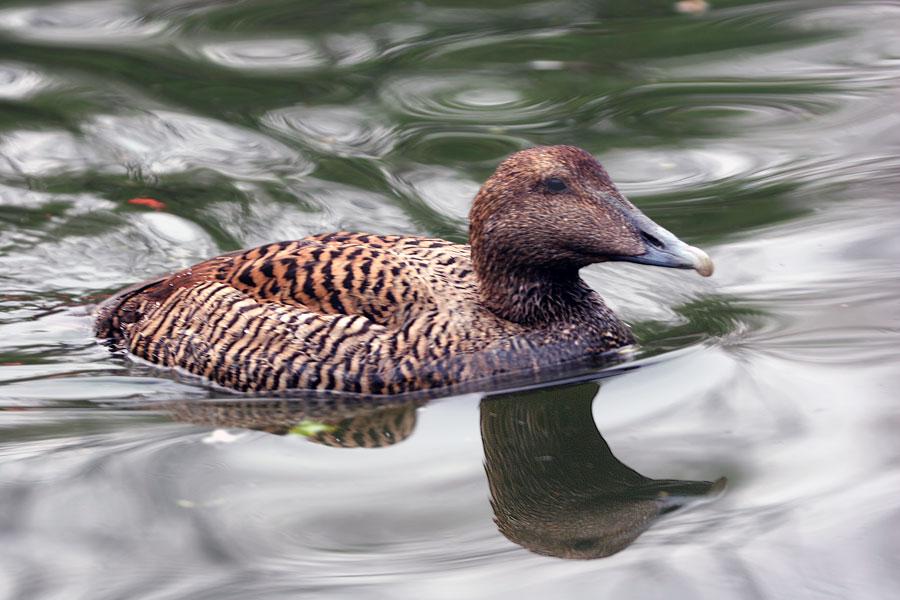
[
  {"x1": 469, "y1": 145, "x2": 712, "y2": 277},
  {"x1": 469, "y1": 146, "x2": 712, "y2": 322}
]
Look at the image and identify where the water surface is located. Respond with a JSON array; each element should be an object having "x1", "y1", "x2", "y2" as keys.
[{"x1": 1, "y1": 0, "x2": 899, "y2": 598}]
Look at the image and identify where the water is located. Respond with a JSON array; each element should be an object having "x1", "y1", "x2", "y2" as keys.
[{"x1": 1, "y1": 0, "x2": 899, "y2": 597}]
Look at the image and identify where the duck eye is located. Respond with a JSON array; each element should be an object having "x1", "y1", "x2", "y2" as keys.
[{"x1": 545, "y1": 178, "x2": 568, "y2": 193}]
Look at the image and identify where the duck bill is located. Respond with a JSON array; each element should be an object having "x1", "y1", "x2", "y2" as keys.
[{"x1": 614, "y1": 219, "x2": 714, "y2": 277}]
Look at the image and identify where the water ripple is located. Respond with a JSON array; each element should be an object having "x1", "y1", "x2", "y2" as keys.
[
  {"x1": 0, "y1": 413, "x2": 508, "y2": 597},
  {"x1": 262, "y1": 104, "x2": 397, "y2": 158},
  {"x1": 323, "y1": 33, "x2": 379, "y2": 66},
  {"x1": 0, "y1": 110, "x2": 311, "y2": 181},
  {"x1": 396, "y1": 128, "x2": 528, "y2": 168},
  {"x1": 0, "y1": 63, "x2": 49, "y2": 100},
  {"x1": 601, "y1": 83, "x2": 845, "y2": 138},
  {"x1": 84, "y1": 111, "x2": 311, "y2": 179},
  {"x1": 0, "y1": 185, "x2": 220, "y2": 293},
  {"x1": 394, "y1": 164, "x2": 480, "y2": 222},
  {"x1": 0, "y1": 130, "x2": 104, "y2": 178},
  {"x1": 652, "y1": 3, "x2": 900, "y2": 86},
  {"x1": 0, "y1": 1, "x2": 167, "y2": 44},
  {"x1": 1, "y1": 1, "x2": 899, "y2": 597},
  {"x1": 380, "y1": 73, "x2": 575, "y2": 125},
  {"x1": 197, "y1": 38, "x2": 327, "y2": 71},
  {"x1": 602, "y1": 147, "x2": 762, "y2": 194}
]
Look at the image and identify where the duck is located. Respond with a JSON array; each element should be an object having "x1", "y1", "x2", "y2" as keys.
[{"x1": 95, "y1": 145, "x2": 713, "y2": 395}]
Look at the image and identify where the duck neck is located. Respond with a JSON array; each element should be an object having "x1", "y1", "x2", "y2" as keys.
[{"x1": 474, "y1": 261, "x2": 600, "y2": 325}]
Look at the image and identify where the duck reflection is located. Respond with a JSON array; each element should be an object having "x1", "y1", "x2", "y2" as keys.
[
  {"x1": 481, "y1": 382, "x2": 725, "y2": 559},
  {"x1": 164, "y1": 379, "x2": 724, "y2": 558},
  {"x1": 167, "y1": 396, "x2": 424, "y2": 447}
]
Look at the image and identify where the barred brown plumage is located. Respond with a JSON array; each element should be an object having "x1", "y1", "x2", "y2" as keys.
[{"x1": 95, "y1": 146, "x2": 713, "y2": 394}]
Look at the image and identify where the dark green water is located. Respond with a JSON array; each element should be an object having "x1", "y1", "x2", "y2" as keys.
[{"x1": 1, "y1": 0, "x2": 899, "y2": 598}]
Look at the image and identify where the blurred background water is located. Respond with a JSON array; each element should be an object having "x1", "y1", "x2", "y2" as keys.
[{"x1": 1, "y1": 0, "x2": 899, "y2": 598}]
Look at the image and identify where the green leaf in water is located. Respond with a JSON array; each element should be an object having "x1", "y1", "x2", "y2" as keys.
[{"x1": 288, "y1": 420, "x2": 335, "y2": 437}]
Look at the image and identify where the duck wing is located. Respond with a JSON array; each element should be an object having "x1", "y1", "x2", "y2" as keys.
[
  {"x1": 217, "y1": 233, "x2": 470, "y2": 327},
  {"x1": 95, "y1": 233, "x2": 472, "y2": 393}
]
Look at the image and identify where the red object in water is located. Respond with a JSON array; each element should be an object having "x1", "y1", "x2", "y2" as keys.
[
  {"x1": 3, "y1": 362, "x2": 23, "y2": 366},
  {"x1": 128, "y1": 197, "x2": 166, "y2": 210}
]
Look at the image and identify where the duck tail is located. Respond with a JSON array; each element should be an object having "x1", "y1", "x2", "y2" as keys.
[{"x1": 94, "y1": 275, "x2": 169, "y2": 340}]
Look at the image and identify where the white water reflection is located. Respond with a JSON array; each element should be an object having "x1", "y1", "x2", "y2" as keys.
[
  {"x1": 0, "y1": 63, "x2": 49, "y2": 100},
  {"x1": 84, "y1": 111, "x2": 312, "y2": 179},
  {"x1": 198, "y1": 38, "x2": 327, "y2": 71},
  {"x1": 603, "y1": 147, "x2": 760, "y2": 194},
  {"x1": 0, "y1": 1, "x2": 168, "y2": 44},
  {"x1": 0, "y1": 110, "x2": 311, "y2": 181}
]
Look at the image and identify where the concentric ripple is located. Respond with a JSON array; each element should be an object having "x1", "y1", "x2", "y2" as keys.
[
  {"x1": 262, "y1": 104, "x2": 397, "y2": 158},
  {"x1": 379, "y1": 74, "x2": 575, "y2": 125},
  {"x1": 600, "y1": 147, "x2": 764, "y2": 194},
  {"x1": 601, "y1": 83, "x2": 845, "y2": 138},
  {"x1": 396, "y1": 129, "x2": 527, "y2": 167}
]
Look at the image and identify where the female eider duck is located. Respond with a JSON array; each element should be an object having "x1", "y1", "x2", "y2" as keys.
[{"x1": 96, "y1": 146, "x2": 712, "y2": 395}]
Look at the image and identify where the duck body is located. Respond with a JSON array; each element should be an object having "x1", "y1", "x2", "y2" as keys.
[
  {"x1": 96, "y1": 146, "x2": 712, "y2": 395},
  {"x1": 96, "y1": 232, "x2": 632, "y2": 394}
]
